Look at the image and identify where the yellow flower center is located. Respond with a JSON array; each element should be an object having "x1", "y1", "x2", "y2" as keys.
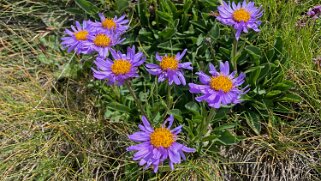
[
  {"x1": 232, "y1": 8, "x2": 251, "y2": 22},
  {"x1": 74, "y1": 30, "x2": 88, "y2": 41},
  {"x1": 102, "y1": 18, "x2": 117, "y2": 29},
  {"x1": 160, "y1": 56, "x2": 178, "y2": 70},
  {"x1": 210, "y1": 75, "x2": 233, "y2": 93},
  {"x1": 150, "y1": 127, "x2": 174, "y2": 148},
  {"x1": 94, "y1": 34, "x2": 111, "y2": 47},
  {"x1": 111, "y1": 59, "x2": 132, "y2": 75}
]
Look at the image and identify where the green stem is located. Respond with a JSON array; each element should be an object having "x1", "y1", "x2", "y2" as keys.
[
  {"x1": 207, "y1": 39, "x2": 217, "y2": 63},
  {"x1": 232, "y1": 39, "x2": 238, "y2": 71},
  {"x1": 206, "y1": 108, "x2": 216, "y2": 125},
  {"x1": 198, "y1": 108, "x2": 216, "y2": 153},
  {"x1": 167, "y1": 84, "x2": 172, "y2": 109},
  {"x1": 125, "y1": 81, "x2": 146, "y2": 116},
  {"x1": 197, "y1": 107, "x2": 206, "y2": 153},
  {"x1": 112, "y1": 84, "x2": 121, "y2": 101}
]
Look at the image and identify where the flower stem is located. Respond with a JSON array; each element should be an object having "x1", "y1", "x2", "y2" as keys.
[
  {"x1": 207, "y1": 108, "x2": 216, "y2": 125},
  {"x1": 198, "y1": 107, "x2": 216, "y2": 153},
  {"x1": 167, "y1": 84, "x2": 173, "y2": 109},
  {"x1": 231, "y1": 39, "x2": 238, "y2": 71},
  {"x1": 125, "y1": 81, "x2": 146, "y2": 116},
  {"x1": 112, "y1": 84, "x2": 121, "y2": 101}
]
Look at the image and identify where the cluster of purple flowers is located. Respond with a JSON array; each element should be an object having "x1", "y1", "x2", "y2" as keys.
[
  {"x1": 61, "y1": 14, "x2": 128, "y2": 57},
  {"x1": 61, "y1": 0, "x2": 263, "y2": 173}
]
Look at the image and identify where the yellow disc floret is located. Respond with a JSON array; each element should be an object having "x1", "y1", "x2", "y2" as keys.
[
  {"x1": 111, "y1": 59, "x2": 132, "y2": 75},
  {"x1": 74, "y1": 30, "x2": 89, "y2": 41},
  {"x1": 150, "y1": 127, "x2": 174, "y2": 148},
  {"x1": 210, "y1": 75, "x2": 233, "y2": 93},
  {"x1": 160, "y1": 56, "x2": 178, "y2": 70},
  {"x1": 94, "y1": 34, "x2": 111, "y2": 47},
  {"x1": 232, "y1": 8, "x2": 251, "y2": 22},
  {"x1": 102, "y1": 18, "x2": 117, "y2": 29}
]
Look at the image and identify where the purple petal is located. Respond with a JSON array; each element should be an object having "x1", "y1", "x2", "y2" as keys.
[
  {"x1": 127, "y1": 142, "x2": 150, "y2": 151},
  {"x1": 142, "y1": 116, "x2": 154, "y2": 132},
  {"x1": 182, "y1": 146, "x2": 196, "y2": 153},
  {"x1": 177, "y1": 71, "x2": 186, "y2": 85},
  {"x1": 196, "y1": 71, "x2": 211, "y2": 84},
  {"x1": 173, "y1": 74, "x2": 181, "y2": 85},
  {"x1": 164, "y1": 114, "x2": 174, "y2": 129},
  {"x1": 168, "y1": 148, "x2": 181, "y2": 163},
  {"x1": 156, "y1": 53, "x2": 162, "y2": 61},
  {"x1": 179, "y1": 62, "x2": 193, "y2": 70},
  {"x1": 169, "y1": 161, "x2": 175, "y2": 170},
  {"x1": 128, "y1": 131, "x2": 150, "y2": 142},
  {"x1": 175, "y1": 49, "x2": 187, "y2": 60},
  {"x1": 171, "y1": 125, "x2": 183, "y2": 135}
]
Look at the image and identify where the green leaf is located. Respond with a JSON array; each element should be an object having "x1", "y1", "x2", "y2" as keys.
[
  {"x1": 247, "y1": 66, "x2": 262, "y2": 86},
  {"x1": 137, "y1": 1, "x2": 148, "y2": 26},
  {"x1": 157, "y1": 41, "x2": 182, "y2": 51},
  {"x1": 158, "y1": 27, "x2": 176, "y2": 40},
  {"x1": 278, "y1": 93, "x2": 302, "y2": 103},
  {"x1": 196, "y1": 34, "x2": 204, "y2": 46},
  {"x1": 191, "y1": 115, "x2": 203, "y2": 124},
  {"x1": 208, "y1": 24, "x2": 220, "y2": 39},
  {"x1": 245, "y1": 46, "x2": 261, "y2": 64},
  {"x1": 156, "y1": 10, "x2": 173, "y2": 24},
  {"x1": 190, "y1": 20, "x2": 207, "y2": 31},
  {"x1": 168, "y1": 109, "x2": 183, "y2": 122},
  {"x1": 152, "y1": 112, "x2": 162, "y2": 124},
  {"x1": 272, "y1": 82, "x2": 293, "y2": 91},
  {"x1": 183, "y1": 0, "x2": 193, "y2": 13},
  {"x1": 185, "y1": 102, "x2": 200, "y2": 115},
  {"x1": 65, "y1": 8, "x2": 85, "y2": 16},
  {"x1": 266, "y1": 90, "x2": 282, "y2": 98},
  {"x1": 213, "y1": 108, "x2": 229, "y2": 120},
  {"x1": 74, "y1": 0, "x2": 99, "y2": 18},
  {"x1": 115, "y1": 0, "x2": 129, "y2": 13},
  {"x1": 274, "y1": 36, "x2": 283, "y2": 54},
  {"x1": 257, "y1": 63, "x2": 271, "y2": 82},
  {"x1": 219, "y1": 47, "x2": 231, "y2": 56},
  {"x1": 200, "y1": 0, "x2": 217, "y2": 7},
  {"x1": 108, "y1": 102, "x2": 131, "y2": 113},
  {"x1": 244, "y1": 112, "x2": 261, "y2": 135},
  {"x1": 266, "y1": 48, "x2": 275, "y2": 61},
  {"x1": 160, "y1": 0, "x2": 172, "y2": 13},
  {"x1": 166, "y1": 0, "x2": 178, "y2": 17},
  {"x1": 245, "y1": 46, "x2": 261, "y2": 56},
  {"x1": 203, "y1": 134, "x2": 220, "y2": 142},
  {"x1": 213, "y1": 124, "x2": 237, "y2": 131},
  {"x1": 217, "y1": 130, "x2": 238, "y2": 145}
]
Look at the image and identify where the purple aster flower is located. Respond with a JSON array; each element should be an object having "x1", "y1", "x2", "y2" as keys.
[
  {"x1": 307, "y1": 9, "x2": 316, "y2": 17},
  {"x1": 127, "y1": 115, "x2": 196, "y2": 173},
  {"x1": 188, "y1": 61, "x2": 249, "y2": 108},
  {"x1": 83, "y1": 30, "x2": 125, "y2": 58},
  {"x1": 92, "y1": 46, "x2": 145, "y2": 85},
  {"x1": 216, "y1": 1, "x2": 263, "y2": 40},
  {"x1": 307, "y1": 5, "x2": 321, "y2": 19},
  {"x1": 92, "y1": 13, "x2": 129, "y2": 33},
  {"x1": 145, "y1": 49, "x2": 192, "y2": 85},
  {"x1": 61, "y1": 20, "x2": 94, "y2": 54}
]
